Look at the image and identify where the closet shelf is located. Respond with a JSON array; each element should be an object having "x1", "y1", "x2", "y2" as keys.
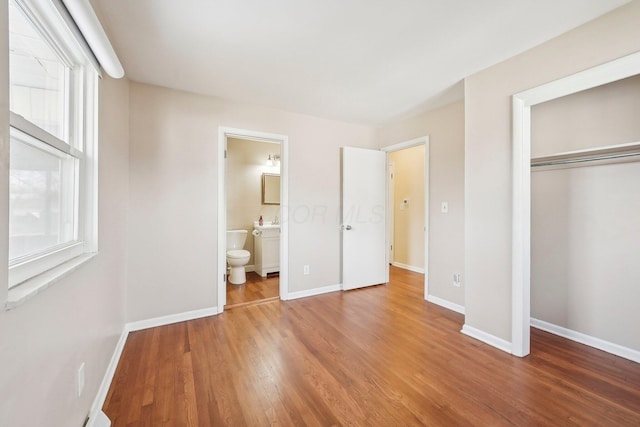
[{"x1": 531, "y1": 141, "x2": 640, "y2": 168}]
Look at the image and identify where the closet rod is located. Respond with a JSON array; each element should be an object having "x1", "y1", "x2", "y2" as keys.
[
  {"x1": 531, "y1": 142, "x2": 640, "y2": 168},
  {"x1": 531, "y1": 151, "x2": 640, "y2": 167}
]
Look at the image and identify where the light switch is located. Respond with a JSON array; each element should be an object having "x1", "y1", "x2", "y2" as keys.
[{"x1": 441, "y1": 202, "x2": 448, "y2": 213}]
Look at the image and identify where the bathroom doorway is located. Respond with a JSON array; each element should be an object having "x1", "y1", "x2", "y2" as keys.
[{"x1": 217, "y1": 127, "x2": 289, "y2": 312}]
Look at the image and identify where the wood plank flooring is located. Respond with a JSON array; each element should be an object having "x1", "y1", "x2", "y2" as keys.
[
  {"x1": 225, "y1": 271, "x2": 279, "y2": 308},
  {"x1": 103, "y1": 267, "x2": 640, "y2": 426}
]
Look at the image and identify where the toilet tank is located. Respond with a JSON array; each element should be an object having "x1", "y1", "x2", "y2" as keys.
[{"x1": 226, "y1": 229, "x2": 248, "y2": 250}]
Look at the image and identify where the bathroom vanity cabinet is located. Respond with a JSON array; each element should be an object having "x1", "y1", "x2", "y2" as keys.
[{"x1": 254, "y1": 224, "x2": 280, "y2": 277}]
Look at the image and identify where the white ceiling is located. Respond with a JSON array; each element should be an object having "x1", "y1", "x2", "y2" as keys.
[{"x1": 93, "y1": 0, "x2": 629, "y2": 126}]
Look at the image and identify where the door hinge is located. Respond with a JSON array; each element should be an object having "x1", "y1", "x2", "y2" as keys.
[
  {"x1": 223, "y1": 273, "x2": 226, "y2": 282},
  {"x1": 224, "y1": 149, "x2": 227, "y2": 159}
]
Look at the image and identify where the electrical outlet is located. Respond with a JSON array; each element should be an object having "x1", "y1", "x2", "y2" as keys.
[
  {"x1": 303, "y1": 265, "x2": 310, "y2": 275},
  {"x1": 77, "y1": 362, "x2": 85, "y2": 397},
  {"x1": 453, "y1": 273, "x2": 461, "y2": 287}
]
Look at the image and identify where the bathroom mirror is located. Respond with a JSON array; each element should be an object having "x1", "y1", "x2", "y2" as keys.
[{"x1": 262, "y1": 173, "x2": 280, "y2": 205}]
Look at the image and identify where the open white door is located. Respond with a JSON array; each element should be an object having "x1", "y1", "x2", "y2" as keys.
[{"x1": 342, "y1": 147, "x2": 387, "y2": 290}]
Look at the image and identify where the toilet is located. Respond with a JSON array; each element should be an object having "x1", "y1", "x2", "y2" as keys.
[{"x1": 226, "y1": 230, "x2": 251, "y2": 284}]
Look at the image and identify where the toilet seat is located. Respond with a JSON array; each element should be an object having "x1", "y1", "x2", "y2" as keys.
[{"x1": 227, "y1": 249, "x2": 250, "y2": 259}]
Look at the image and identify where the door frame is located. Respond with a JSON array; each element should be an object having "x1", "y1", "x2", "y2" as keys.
[
  {"x1": 511, "y1": 51, "x2": 640, "y2": 357},
  {"x1": 382, "y1": 136, "x2": 430, "y2": 299},
  {"x1": 388, "y1": 162, "x2": 395, "y2": 264},
  {"x1": 217, "y1": 127, "x2": 289, "y2": 312}
]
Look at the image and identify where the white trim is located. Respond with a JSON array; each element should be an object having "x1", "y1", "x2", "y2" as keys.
[
  {"x1": 391, "y1": 262, "x2": 425, "y2": 274},
  {"x1": 218, "y1": 127, "x2": 289, "y2": 311},
  {"x1": 126, "y1": 307, "x2": 220, "y2": 332},
  {"x1": 5, "y1": 253, "x2": 96, "y2": 309},
  {"x1": 461, "y1": 324, "x2": 512, "y2": 354},
  {"x1": 287, "y1": 284, "x2": 341, "y2": 301},
  {"x1": 531, "y1": 318, "x2": 640, "y2": 364},
  {"x1": 86, "y1": 411, "x2": 110, "y2": 427},
  {"x1": 8, "y1": 241, "x2": 84, "y2": 288},
  {"x1": 381, "y1": 136, "x2": 430, "y2": 300},
  {"x1": 9, "y1": 112, "x2": 79, "y2": 156},
  {"x1": 427, "y1": 294, "x2": 465, "y2": 314},
  {"x1": 388, "y1": 162, "x2": 395, "y2": 265},
  {"x1": 86, "y1": 327, "x2": 128, "y2": 426},
  {"x1": 511, "y1": 51, "x2": 640, "y2": 358},
  {"x1": 217, "y1": 128, "x2": 226, "y2": 311},
  {"x1": 381, "y1": 136, "x2": 429, "y2": 153},
  {"x1": 511, "y1": 95, "x2": 531, "y2": 358},
  {"x1": 279, "y1": 134, "x2": 289, "y2": 301}
]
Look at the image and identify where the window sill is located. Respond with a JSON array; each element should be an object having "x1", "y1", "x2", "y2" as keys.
[{"x1": 5, "y1": 253, "x2": 97, "y2": 310}]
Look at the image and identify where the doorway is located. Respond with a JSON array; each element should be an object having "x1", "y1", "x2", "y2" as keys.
[
  {"x1": 217, "y1": 127, "x2": 289, "y2": 312},
  {"x1": 382, "y1": 136, "x2": 430, "y2": 299},
  {"x1": 225, "y1": 137, "x2": 280, "y2": 308},
  {"x1": 388, "y1": 145, "x2": 426, "y2": 273}
]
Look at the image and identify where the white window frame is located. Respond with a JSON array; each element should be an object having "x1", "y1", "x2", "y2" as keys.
[{"x1": 8, "y1": 0, "x2": 98, "y2": 293}]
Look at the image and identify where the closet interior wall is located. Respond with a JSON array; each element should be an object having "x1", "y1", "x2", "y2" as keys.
[{"x1": 530, "y1": 74, "x2": 640, "y2": 353}]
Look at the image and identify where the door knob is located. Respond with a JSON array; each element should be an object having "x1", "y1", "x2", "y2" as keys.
[{"x1": 341, "y1": 224, "x2": 352, "y2": 231}]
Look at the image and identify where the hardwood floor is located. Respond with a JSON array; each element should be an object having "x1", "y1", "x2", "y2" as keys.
[
  {"x1": 225, "y1": 271, "x2": 279, "y2": 309},
  {"x1": 103, "y1": 267, "x2": 640, "y2": 426}
]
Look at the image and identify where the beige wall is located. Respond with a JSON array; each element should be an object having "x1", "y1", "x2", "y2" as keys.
[
  {"x1": 227, "y1": 137, "x2": 281, "y2": 265},
  {"x1": 531, "y1": 76, "x2": 640, "y2": 351},
  {"x1": 127, "y1": 82, "x2": 377, "y2": 322},
  {"x1": 531, "y1": 163, "x2": 640, "y2": 351},
  {"x1": 389, "y1": 145, "x2": 425, "y2": 270},
  {"x1": 532, "y1": 74, "x2": 640, "y2": 156},
  {"x1": 0, "y1": 7, "x2": 131, "y2": 423},
  {"x1": 464, "y1": 1, "x2": 640, "y2": 342},
  {"x1": 378, "y1": 100, "x2": 465, "y2": 307}
]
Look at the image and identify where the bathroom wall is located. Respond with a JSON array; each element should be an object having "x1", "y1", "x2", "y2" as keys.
[
  {"x1": 389, "y1": 145, "x2": 425, "y2": 271},
  {"x1": 378, "y1": 100, "x2": 465, "y2": 308},
  {"x1": 530, "y1": 75, "x2": 640, "y2": 351},
  {"x1": 464, "y1": 0, "x2": 640, "y2": 343},
  {"x1": 127, "y1": 82, "x2": 378, "y2": 322},
  {"x1": 227, "y1": 137, "x2": 281, "y2": 265}
]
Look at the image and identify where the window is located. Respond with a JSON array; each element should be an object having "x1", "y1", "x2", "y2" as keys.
[{"x1": 8, "y1": 0, "x2": 97, "y2": 289}]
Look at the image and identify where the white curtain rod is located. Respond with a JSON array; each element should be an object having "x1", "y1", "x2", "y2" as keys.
[{"x1": 62, "y1": 0, "x2": 124, "y2": 79}]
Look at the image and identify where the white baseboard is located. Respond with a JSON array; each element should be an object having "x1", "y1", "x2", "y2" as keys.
[
  {"x1": 286, "y1": 284, "x2": 341, "y2": 300},
  {"x1": 87, "y1": 327, "x2": 129, "y2": 427},
  {"x1": 461, "y1": 324, "x2": 512, "y2": 354},
  {"x1": 392, "y1": 262, "x2": 425, "y2": 274},
  {"x1": 88, "y1": 305, "x2": 222, "y2": 425},
  {"x1": 86, "y1": 410, "x2": 111, "y2": 427},
  {"x1": 426, "y1": 294, "x2": 465, "y2": 314},
  {"x1": 531, "y1": 318, "x2": 640, "y2": 363},
  {"x1": 126, "y1": 306, "x2": 220, "y2": 332}
]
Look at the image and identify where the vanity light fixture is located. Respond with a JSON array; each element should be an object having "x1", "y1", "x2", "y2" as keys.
[{"x1": 266, "y1": 154, "x2": 281, "y2": 167}]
